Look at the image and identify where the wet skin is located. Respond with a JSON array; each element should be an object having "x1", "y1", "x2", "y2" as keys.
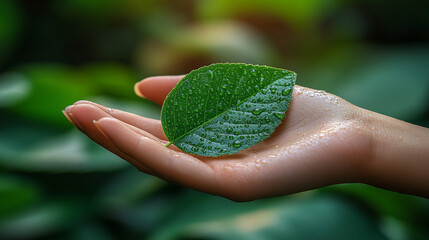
[{"x1": 64, "y1": 76, "x2": 429, "y2": 201}]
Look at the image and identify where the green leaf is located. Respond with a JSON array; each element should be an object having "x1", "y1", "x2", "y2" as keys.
[
  {"x1": 0, "y1": 73, "x2": 30, "y2": 108},
  {"x1": 148, "y1": 192, "x2": 387, "y2": 240},
  {"x1": 0, "y1": 200, "x2": 86, "y2": 239},
  {"x1": 161, "y1": 63, "x2": 296, "y2": 157},
  {"x1": 0, "y1": 175, "x2": 41, "y2": 220},
  {"x1": 0, "y1": 115, "x2": 127, "y2": 172}
]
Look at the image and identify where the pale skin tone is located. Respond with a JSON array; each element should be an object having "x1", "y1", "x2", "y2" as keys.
[{"x1": 63, "y1": 75, "x2": 429, "y2": 201}]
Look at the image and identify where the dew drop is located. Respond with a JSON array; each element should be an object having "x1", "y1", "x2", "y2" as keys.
[
  {"x1": 282, "y1": 89, "x2": 291, "y2": 96},
  {"x1": 234, "y1": 131, "x2": 239, "y2": 135},
  {"x1": 261, "y1": 89, "x2": 267, "y2": 94},
  {"x1": 233, "y1": 141, "x2": 242, "y2": 148},
  {"x1": 252, "y1": 108, "x2": 262, "y2": 115},
  {"x1": 223, "y1": 115, "x2": 229, "y2": 120},
  {"x1": 229, "y1": 136, "x2": 234, "y2": 140},
  {"x1": 273, "y1": 112, "x2": 285, "y2": 119},
  {"x1": 270, "y1": 87, "x2": 277, "y2": 94},
  {"x1": 226, "y1": 127, "x2": 233, "y2": 133}
]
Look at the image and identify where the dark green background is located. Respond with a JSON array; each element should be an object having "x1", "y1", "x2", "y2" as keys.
[{"x1": 0, "y1": 0, "x2": 428, "y2": 239}]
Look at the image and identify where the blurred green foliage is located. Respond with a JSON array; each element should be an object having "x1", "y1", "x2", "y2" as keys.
[{"x1": 0, "y1": 0, "x2": 428, "y2": 239}]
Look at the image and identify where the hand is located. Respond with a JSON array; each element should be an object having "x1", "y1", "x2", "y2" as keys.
[{"x1": 63, "y1": 76, "x2": 374, "y2": 201}]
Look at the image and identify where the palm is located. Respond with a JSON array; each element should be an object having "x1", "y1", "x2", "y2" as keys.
[{"x1": 65, "y1": 76, "x2": 369, "y2": 201}]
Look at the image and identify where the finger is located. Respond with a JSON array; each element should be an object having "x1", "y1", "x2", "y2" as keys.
[
  {"x1": 73, "y1": 100, "x2": 167, "y2": 140},
  {"x1": 94, "y1": 117, "x2": 217, "y2": 192},
  {"x1": 64, "y1": 104, "x2": 157, "y2": 175},
  {"x1": 134, "y1": 75, "x2": 183, "y2": 105}
]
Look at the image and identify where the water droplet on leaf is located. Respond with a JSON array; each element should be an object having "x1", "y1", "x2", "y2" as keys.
[
  {"x1": 282, "y1": 89, "x2": 291, "y2": 96},
  {"x1": 252, "y1": 108, "x2": 262, "y2": 115},
  {"x1": 273, "y1": 112, "x2": 285, "y2": 119}
]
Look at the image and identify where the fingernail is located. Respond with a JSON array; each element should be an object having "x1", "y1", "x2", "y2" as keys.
[
  {"x1": 93, "y1": 119, "x2": 111, "y2": 139},
  {"x1": 64, "y1": 105, "x2": 85, "y2": 130},
  {"x1": 62, "y1": 110, "x2": 77, "y2": 127},
  {"x1": 74, "y1": 100, "x2": 92, "y2": 105},
  {"x1": 65, "y1": 105, "x2": 74, "y2": 112},
  {"x1": 134, "y1": 82, "x2": 145, "y2": 98},
  {"x1": 74, "y1": 101, "x2": 113, "y2": 115}
]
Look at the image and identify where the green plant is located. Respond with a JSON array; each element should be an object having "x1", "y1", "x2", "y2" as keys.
[{"x1": 161, "y1": 63, "x2": 296, "y2": 156}]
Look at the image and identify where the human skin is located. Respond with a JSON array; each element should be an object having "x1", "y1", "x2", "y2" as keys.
[{"x1": 63, "y1": 76, "x2": 429, "y2": 201}]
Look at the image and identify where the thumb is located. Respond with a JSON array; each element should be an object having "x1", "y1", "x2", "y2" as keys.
[{"x1": 134, "y1": 75, "x2": 183, "y2": 105}]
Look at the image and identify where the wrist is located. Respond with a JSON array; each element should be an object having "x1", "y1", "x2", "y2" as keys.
[{"x1": 358, "y1": 109, "x2": 429, "y2": 197}]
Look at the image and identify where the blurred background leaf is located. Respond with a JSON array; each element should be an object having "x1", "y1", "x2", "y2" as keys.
[{"x1": 0, "y1": 0, "x2": 428, "y2": 239}]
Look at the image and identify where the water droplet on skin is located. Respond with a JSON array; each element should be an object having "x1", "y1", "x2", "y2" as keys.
[
  {"x1": 273, "y1": 112, "x2": 285, "y2": 119},
  {"x1": 282, "y1": 89, "x2": 291, "y2": 96},
  {"x1": 226, "y1": 127, "x2": 233, "y2": 133},
  {"x1": 233, "y1": 141, "x2": 242, "y2": 148},
  {"x1": 252, "y1": 108, "x2": 262, "y2": 115}
]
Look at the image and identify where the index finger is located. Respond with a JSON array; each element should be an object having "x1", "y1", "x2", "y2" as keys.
[{"x1": 134, "y1": 75, "x2": 183, "y2": 105}]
